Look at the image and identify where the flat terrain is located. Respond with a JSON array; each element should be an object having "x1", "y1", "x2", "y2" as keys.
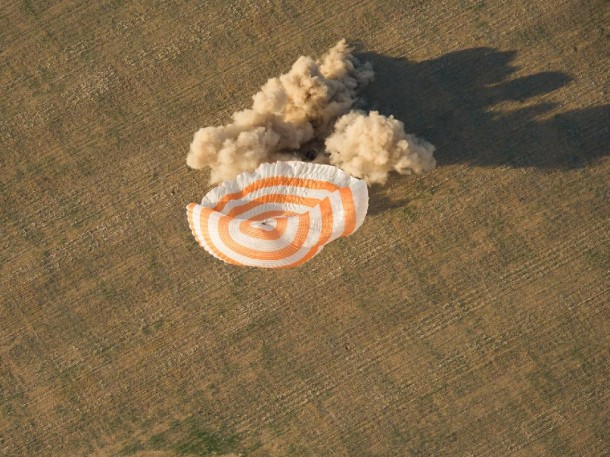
[{"x1": 1, "y1": 1, "x2": 608, "y2": 456}]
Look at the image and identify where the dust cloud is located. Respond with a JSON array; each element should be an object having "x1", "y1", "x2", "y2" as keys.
[
  {"x1": 325, "y1": 110, "x2": 436, "y2": 184},
  {"x1": 187, "y1": 40, "x2": 435, "y2": 184}
]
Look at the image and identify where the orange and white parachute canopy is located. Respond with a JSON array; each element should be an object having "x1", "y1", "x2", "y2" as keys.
[{"x1": 186, "y1": 161, "x2": 368, "y2": 268}]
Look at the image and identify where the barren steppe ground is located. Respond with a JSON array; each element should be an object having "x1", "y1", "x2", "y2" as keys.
[{"x1": 1, "y1": 1, "x2": 608, "y2": 456}]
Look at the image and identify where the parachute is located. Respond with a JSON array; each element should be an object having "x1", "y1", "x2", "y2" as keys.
[{"x1": 186, "y1": 161, "x2": 368, "y2": 268}]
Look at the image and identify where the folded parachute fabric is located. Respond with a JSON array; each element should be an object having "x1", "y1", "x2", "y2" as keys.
[{"x1": 186, "y1": 161, "x2": 368, "y2": 268}]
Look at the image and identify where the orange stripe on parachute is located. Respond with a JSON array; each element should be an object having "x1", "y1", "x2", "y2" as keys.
[
  {"x1": 217, "y1": 210, "x2": 312, "y2": 261},
  {"x1": 339, "y1": 187, "x2": 356, "y2": 236},
  {"x1": 214, "y1": 177, "x2": 340, "y2": 212},
  {"x1": 226, "y1": 194, "x2": 325, "y2": 217},
  {"x1": 282, "y1": 196, "x2": 334, "y2": 268},
  {"x1": 187, "y1": 203, "x2": 239, "y2": 265},
  {"x1": 238, "y1": 211, "x2": 291, "y2": 240}
]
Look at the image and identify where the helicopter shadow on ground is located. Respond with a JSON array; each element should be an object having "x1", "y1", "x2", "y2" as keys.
[{"x1": 357, "y1": 47, "x2": 609, "y2": 215}]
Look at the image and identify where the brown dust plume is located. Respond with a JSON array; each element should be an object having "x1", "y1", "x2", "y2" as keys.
[{"x1": 187, "y1": 40, "x2": 436, "y2": 184}]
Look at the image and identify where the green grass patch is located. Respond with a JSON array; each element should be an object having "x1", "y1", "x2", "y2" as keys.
[
  {"x1": 117, "y1": 440, "x2": 144, "y2": 456},
  {"x1": 174, "y1": 421, "x2": 239, "y2": 456}
]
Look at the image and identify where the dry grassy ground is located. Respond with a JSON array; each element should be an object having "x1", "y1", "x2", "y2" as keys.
[{"x1": 1, "y1": 1, "x2": 608, "y2": 456}]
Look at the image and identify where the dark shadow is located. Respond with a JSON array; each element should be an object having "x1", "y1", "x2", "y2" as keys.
[
  {"x1": 367, "y1": 177, "x2": 409, "y2": 216},
  {"x1": 356, "y1": 48, "x2": 609, "y2": 169}
]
